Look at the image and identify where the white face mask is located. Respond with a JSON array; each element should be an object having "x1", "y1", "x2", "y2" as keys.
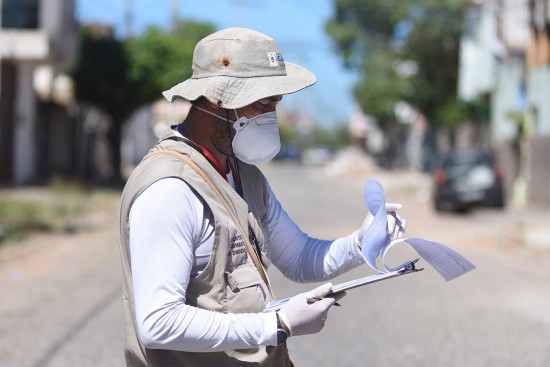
[{"x1": 193, "y1": 105, "x2": 281, "y2": 165}]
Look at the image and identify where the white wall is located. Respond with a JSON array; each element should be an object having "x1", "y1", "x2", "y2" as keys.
[
  {"x1": 490, "y1": 57, "x2": 525, "y2": 141},
  {"x1": 40, "y1": 0, "x2": 77, "y2": 68},
  {"x1": 457, "y1": 2, "x2": 499, "y2": 101},
  {"x1": 527, "y1": 67, "x2": 550, "y2": 136}
]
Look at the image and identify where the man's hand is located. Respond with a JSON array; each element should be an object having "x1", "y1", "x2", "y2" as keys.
[
  {"x1": 277, "y1": 283, "x2": 342, "y2": 337},
  {"x1": 357, "y1": 203, "x2": 406, "y2": 247}
]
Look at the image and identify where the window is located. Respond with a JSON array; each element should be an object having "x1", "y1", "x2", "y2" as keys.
[{"x1": 2, "y1": 0, "x2": 39, "y2": 29}]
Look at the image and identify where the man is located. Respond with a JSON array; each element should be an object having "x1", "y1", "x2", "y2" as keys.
[{"x1": 119, "y1": 27, "x2": 405, "y2": 367}]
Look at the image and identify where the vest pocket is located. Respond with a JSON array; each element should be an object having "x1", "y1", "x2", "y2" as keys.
[{"x1": 224, "y1": 265, "x2": 268, "y2": 313}]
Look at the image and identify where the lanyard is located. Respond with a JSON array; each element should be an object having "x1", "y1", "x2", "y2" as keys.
[
  {"x1": 165, "y1": 134, "x2": 264, "y2": 265},
  {"x1": 171, "y1": 136, "x2": 243, "y2": 193}
]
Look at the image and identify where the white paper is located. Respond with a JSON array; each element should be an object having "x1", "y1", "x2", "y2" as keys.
[{"x1": 361, "y1": 178, "x2": 476, "y2": 281}]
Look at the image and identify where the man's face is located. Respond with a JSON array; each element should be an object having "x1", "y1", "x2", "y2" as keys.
[
  {"x1": 210, "y1": 95, "x2": 283, "y2": 157},
  {"x1": 235, "y1": 95, "x2": 283, "y2": 120}
]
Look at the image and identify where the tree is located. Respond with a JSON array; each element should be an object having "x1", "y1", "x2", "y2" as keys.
[
  {"x1": 124, "y1": 21, "x2": 216, "y2": 101},
  {"x1": 74, "y1": 25, "x2": 134, "y2": 122},
  {"x1": 326, "y1": 0, "x2": 474, "y2": 149},
  {"x1": 73, "y1": 25, "x2": 134, "y2": 184},
  {"x1": 73, "y1": 21, "x2": 215, "y2": 182},
  {"x1": 404, "y1": 2, "x2": 472, "y2": 129}
]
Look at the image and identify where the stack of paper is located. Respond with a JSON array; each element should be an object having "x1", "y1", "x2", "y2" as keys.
[{"x1": 361, "y1": 178, "x2": 476, "y2": 281}]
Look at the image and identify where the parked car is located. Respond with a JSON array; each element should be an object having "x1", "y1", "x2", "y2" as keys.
[{"x1": 432, "y1": 149, "x2": 505, "y2": 212}]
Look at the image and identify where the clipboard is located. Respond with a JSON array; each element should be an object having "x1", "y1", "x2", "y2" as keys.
[{"x1": 264, "y1": 259, "x2": 423, "y2": 312}]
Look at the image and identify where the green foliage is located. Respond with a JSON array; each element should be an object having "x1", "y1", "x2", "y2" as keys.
[
  {"x1": 73, "y1": 26, "x2": 133, "y2": 116},
  {"x1": 73, "y1": 21, "x2": 216, "y2": 122},
  {"x1": 326, "y1": 0, "x2": 411, "y2": 67},
  {"x1": 312, "y1": 124, "x2": 351, "y2": 147},
  {"x1": 354, "y1": 49, "x2": 409, "y2": 130},
  {"x1": 326, "y1": 0, "x2": 471, "y2": 129},
  {"x1": 125, "y1": 21, "x2": 216, "y2": 101},
  {"x1": 405, "y1": 1, "x2": 465, "y2": 127},
  {"x1": 0, "y1": 199, "x2": 58, "y2": 241},
  {"x1": 72, "y1": 20, "x2": 215, "y2": 179},
  {"x1": 279, "y1": 123, "x2": 350, "y2": 149},
  {"x1": 279, "y1": 125, "x2": 296, "y2": 146},
  {"x1": 0, "y1": 182, "x2": 119, "y2": 244},
  {"x1": 0, "y1": 185, "x2": 86, "y2": 243}
]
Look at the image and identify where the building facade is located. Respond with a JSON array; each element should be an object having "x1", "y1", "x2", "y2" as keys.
[
  {"x1": 457, "y1": 0, "x2": 550, "y2": 206},
  {"x1": 0, "y1": 0, "x2": 77, "y2": 185}
]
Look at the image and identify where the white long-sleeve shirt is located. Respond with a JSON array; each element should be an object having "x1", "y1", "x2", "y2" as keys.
[{"x1": 129, "y1": 166, "x2": 365, "y2": 352}]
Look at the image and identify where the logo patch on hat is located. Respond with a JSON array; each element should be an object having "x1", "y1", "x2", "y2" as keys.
[
  {"x1": 267, "y1": 52, "x2": 285, "y2": 67},
  {"x1": 267, "y1": 52, "x2": 278, "y2": 67}
]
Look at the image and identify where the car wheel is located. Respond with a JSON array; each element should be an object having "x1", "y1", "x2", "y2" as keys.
[
  {"x1": 434, "y1": 198, "x2": 444, "y2": 212},
  {"x1": 454, "y1": 206, "x2": 471, "y2": 214}
]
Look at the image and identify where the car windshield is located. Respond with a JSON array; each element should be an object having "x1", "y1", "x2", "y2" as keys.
[{"x1": 442, "y1": 151, "x2": 492, "y2": 180}]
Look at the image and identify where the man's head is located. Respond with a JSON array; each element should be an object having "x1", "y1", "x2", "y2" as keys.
[
  {"x1": 187, "y1": 93, "x2": 284, "y2": 165},
  {"x1": 168, "y1": 28, "x2": 316, "y2": 166},
  {"x1": 162, "y1": 27, "x2": 316, "y2": 109}
]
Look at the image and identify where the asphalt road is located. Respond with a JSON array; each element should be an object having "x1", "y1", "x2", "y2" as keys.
[
  {"x1": 264, "y1": 162, "x2": 550, "y2": 367},
  {"x1": 1, "y1": 161, "x2": 549, "y2": 367}
]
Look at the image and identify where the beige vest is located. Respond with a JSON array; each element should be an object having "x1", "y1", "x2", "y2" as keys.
[{"x1": 118, "y1": 129, "x2": 288, "y2": 366}]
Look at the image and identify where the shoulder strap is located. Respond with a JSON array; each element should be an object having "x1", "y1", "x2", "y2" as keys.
[{"x1": 143, "y1": 150, "x2": 277, "y2": 301}]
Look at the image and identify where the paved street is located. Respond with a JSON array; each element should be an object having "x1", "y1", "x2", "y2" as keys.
[
  {"x1": 1, "y1": 161, "x2": 549, "y2": 367},
  {"x1": 266, "y1": 162, "x2": 550, "y2": 367}
]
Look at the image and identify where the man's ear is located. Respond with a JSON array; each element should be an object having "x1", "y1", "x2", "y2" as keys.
[{"x1": 193, "y1": 96, "x2": 210, "y2": 109}]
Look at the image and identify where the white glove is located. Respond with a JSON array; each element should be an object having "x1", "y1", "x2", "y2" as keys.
[
  {"x1": 356, "y1": 203, "x2": 406, "y2": 247},
  {"x1": 277, "y1": 283, "x2": 343, "y2": 337}
]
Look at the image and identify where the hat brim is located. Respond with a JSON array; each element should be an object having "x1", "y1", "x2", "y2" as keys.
[{"x1": 162, "y1": 62, "x2": 316, "y2": 109}]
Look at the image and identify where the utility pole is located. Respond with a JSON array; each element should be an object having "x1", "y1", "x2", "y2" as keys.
[
  {"x1": 125, "y1": 0, "x2": 133, "y2": 39},
  {"x1": 233, "y1": 0, "x2": 260, "y2": 28},
  {"x1": 0, "y1": 0, "x2": 4, "y2": 102},
  {"x1": 171, "y1": 0, "x2": 180, "y2": 32},
  {"x1": 234, "y1": 0, "x2": 245, "y2": 27}
]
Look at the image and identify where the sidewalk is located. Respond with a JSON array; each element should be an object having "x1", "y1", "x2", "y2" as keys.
[{"x1": 0, "y1": 188, "x2": 123, "y2": 367}]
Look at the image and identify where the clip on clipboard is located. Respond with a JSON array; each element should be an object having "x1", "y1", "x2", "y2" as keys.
[{"x1": 263, "y1": 259, "x2": 423, "y2": 312}]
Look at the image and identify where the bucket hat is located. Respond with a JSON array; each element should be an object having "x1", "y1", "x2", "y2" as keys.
[{"x1": 162, "y1": 27, "x2": 316, "y2": 109}]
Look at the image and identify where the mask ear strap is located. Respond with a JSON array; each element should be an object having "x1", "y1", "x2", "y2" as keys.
[
  {"x1": 226, "y1": 109, "x2": 244, "y2": 197},
  {"x1": 193, "y1": 104, "x2": 236, "y2": 123}
]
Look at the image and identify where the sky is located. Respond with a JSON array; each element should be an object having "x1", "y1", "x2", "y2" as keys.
[{"x1": 75, "y1": 0, "x2": 358, "y2": 128}]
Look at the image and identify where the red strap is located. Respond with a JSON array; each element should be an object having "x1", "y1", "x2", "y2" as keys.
[
  {"x1": 186, "y1": 139, "x2": 228, "y2": 181},
  {"x1": 183, "y1": 137, "x2": 243, "y2": 196}
]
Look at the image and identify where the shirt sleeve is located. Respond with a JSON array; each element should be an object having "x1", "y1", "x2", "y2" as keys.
[
  {"x1": 265, "y1": 179, "x2": 365, "y2": 282},
  {"x1": 129, "y1": 178, "x2": 278, "y2": 351}
]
